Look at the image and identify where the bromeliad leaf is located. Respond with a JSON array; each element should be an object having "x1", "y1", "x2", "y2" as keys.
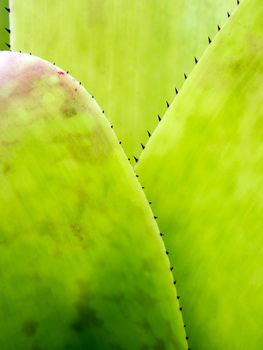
[
  {"x1": 0, "y1": 51, "x2": 186, "y2": 350},
  {"x1": 136, "y1": 0, "x2": 263, "y2": 348}
]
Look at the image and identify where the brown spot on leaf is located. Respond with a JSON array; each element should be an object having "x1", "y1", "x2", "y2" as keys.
[
  {"x1": 22, "y1": 320, "x2": 38, "y2": 337},
  {"x1": 1, "y1": 140, "x2": 19, "y2": 148},
  {"x1": 61, "y1": 105, "x2": 78, "y2": 118},
  {"x1": 71, "y1": 224, "x2": 84, "y2": 241},
  {"x1": 71, "y1": 283, "x2": 103, "y2": 333},
  {"x1": 71, "y1": 305, "x2": 103, "y2": 333}
]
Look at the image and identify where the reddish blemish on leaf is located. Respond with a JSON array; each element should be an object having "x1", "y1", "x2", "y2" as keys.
[{"x1": 58, "y1": 71, "x2": 65, "y2": 75}]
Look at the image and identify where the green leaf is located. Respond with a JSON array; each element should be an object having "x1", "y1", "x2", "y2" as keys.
[
  {"x1": 10, "y1": 0, "x2": 236, "y2": 160},
  {"x1": 0, "y1": 51, "x2": 186, "y2": 350},
  {"x1": 137, "y1": 0, "x2": 263, "y2": 348},
  {"x1": 0, "y1": 0, "x2": 10, "y2": 50}
]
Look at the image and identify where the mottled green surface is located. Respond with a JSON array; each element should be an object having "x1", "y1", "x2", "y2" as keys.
[
  {"x1": 0, "y1": 52, "x2": 187, "y2": 350},
  {"x1": 0, "y1": 0, "x2": 9, "y2": 50},
  {"x1": 137, "y1": 0, "x2": 263, "y2": 348},
  {"x1": 10, "y1": 0, "x2": 236, "y2": 161}
]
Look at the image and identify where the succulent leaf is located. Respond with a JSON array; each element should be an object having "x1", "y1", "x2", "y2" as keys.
[
  {"x1": 10, "y1": 0, "x2": 236, "y2": 160},
  {"x1": 136, "y1": 0, "x2": 263, "y2": 348},
  {"x1": 0, "y1": 51, "x2": 186, "y2": 350},
  {"x1": 0, "y1": 0, "x2": 10, "y2": 50}
]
